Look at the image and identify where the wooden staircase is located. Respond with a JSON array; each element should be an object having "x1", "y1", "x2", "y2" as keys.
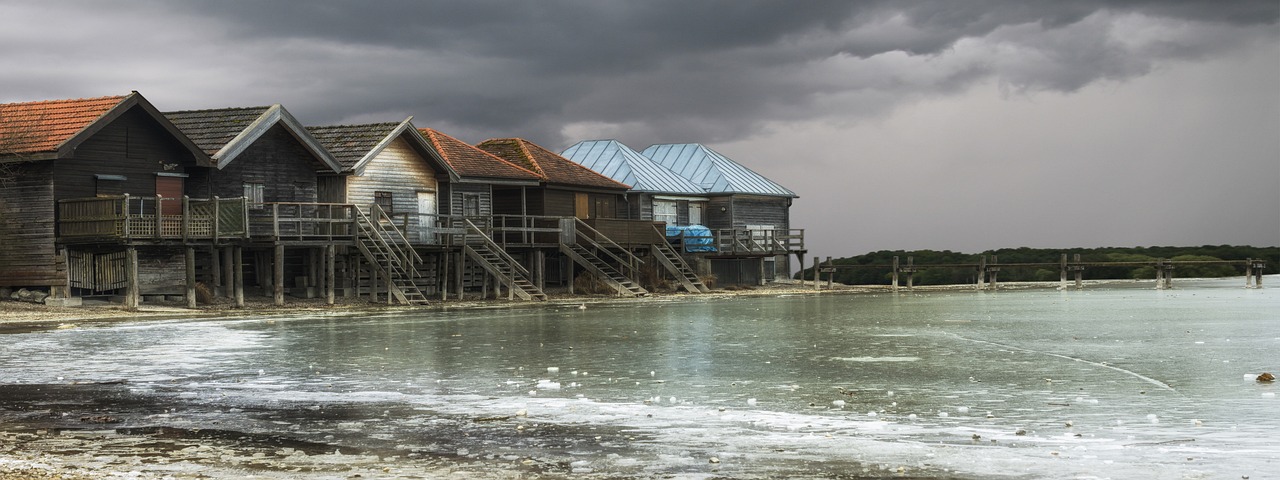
[
  {"x1": 354, "y1": 205, "x2": 430, "y2": 305},
  {"x1": 462, "y1": 219, "x2": 547, "y2": 301},
  {"x1": 651, "y1": 228, "x2": 710, "y2": 293},
  {"x1": 561, "y1": 219, "x2": 648, "y2": 297}
]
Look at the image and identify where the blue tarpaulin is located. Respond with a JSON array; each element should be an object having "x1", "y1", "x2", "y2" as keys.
[{"x1": 666, "y1": 225, "x2": 716, "y2": 252}]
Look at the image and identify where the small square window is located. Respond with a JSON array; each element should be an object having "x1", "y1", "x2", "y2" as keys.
[
  {"x1": 243, "y1": 183, "x2": 265, "y2": 209},
  {"x1": 374, "y1": 191, "x2": 394, "y2": 214}
]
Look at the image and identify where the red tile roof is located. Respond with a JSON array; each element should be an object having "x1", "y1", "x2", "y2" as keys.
[
  {"x1": 0, "y1": 95, "x2": 127, "y2": 156},
  {"x1": 477, "y1": 138, "x2": 631, "y2": 190},
  {"x1": 418, "y1": 128, "x2": 541, "y2": 181}
]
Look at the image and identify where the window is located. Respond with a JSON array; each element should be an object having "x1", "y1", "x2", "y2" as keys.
[
  {"x1": 653, "y1": 200, "x2": 677, "y2": 225},
  {"x1": 374, "y1": 191, "x2": 394, "y2": 214},
  {"x1": 243, "y1": 183, "x2": 265, "y2": 209},
  {"x1": 462, "y1": 193, "x2": 481, "y2": 217},
  {"x1": 688, "y1": 203, "x2": 704, "y2": 226},
  {"x1": 94, "y1": 174, "x2": 126, "y2": 197}
]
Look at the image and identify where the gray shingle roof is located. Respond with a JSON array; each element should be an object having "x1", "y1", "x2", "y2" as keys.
[
  {"x1": 306, "y1": 122, "x2": 405, "y2": 171},
  {"x1": 165, "y1": 106, "x2": 271, "y2": 156},
  {"x1": 166, "y1": 105, "x2": 341, "y2": 173}
]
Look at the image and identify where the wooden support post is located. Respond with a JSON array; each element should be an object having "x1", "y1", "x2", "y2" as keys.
[
  {"x1": 211, "y1": 247, "x2": 223, "y2": 298},
  {"x1": 233, "y1": 246, "x2": 245, "y2": 308},
  {"x1": 125, "y1": 247, "x2": 139, "y2": 310},
  {"x1": 326, "y1": 245, "x2": 336, "y2": 305},
  {"x1": 222, "y1": 247, "x2": 234, "y2": 299},
  {"x1": 185, "y1": 247, "x2": 197, "y2": 309},
  {"x1": 309, "y1": 248, "x2": 320, "y2": 294},
  {"x1": 482, "y1": 271, "x2": 490, "y2": 300},
  {"x1": 371, "y1": 262, "x2": 380, "y2": 303},
  {"x1": 534, "y1": 249, "x2": 545, "y2": 292},
  {"x1": 825, "y1": 256, "x2": 833, "y2": 289},
  {"x1": 1246, "y1": 258, "x2": 1254, "y2": 288},
  {"x1": 455, "y1": 252, "x2": 465, "y2": 300},
  {"x1": 1155, "y1": 259, "x2": 1166, "y2": 290},
  {"x1": 440, "y1": 252, "x2": 450, "y2": 301},
  {"x1": 385, "y1": 249, "x2": 394, "y2": 305},
  {"x1": 273, "y1": 244, "x2": 285, "y2": 306},
  {"x1": 891, "y1": 256, "x2": 899, "y2": 293}
]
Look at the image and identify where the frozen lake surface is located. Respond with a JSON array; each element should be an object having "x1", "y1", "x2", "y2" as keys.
[{"x1": 3, "y1": 277, "x2": 1278, "y2": 478}]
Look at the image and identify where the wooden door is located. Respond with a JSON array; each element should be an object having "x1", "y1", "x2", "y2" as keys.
[
  {"x1": 574, "y1": 193, "x2": 589, "y2": 219},
  {"x1": 417, "y1": 191, "x2": 437, "y2": 243},
  {"x1": 156, "y1": 175, "x2": 183, "y2": 215}
]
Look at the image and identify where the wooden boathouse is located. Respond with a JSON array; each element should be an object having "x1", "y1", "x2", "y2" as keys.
[{"x1": 1, "y1": 92, "x2": 806, "y2": 307}]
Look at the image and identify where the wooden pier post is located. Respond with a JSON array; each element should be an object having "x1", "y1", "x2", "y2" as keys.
[
  {"x1": 905, "y1": 256, "x2": 914, "y2": 291},
  {"x1": 797, "y1": 255, "x2": 806, "y2": 287},
  {"x1": 891, "y1": 256, "x2": 899, "y2": 292},
  {"x1": 370, "y1": 262, "x2": 379, "y2": 303},
  {"x1": 273, "y1": 244, "x2": 285, "y2": 306},
  {"x1": 825, "y1": 256, "x2": 833, "y2": 289},
  {"x1": 1256, "y1": 260, "x2": 1265, "y2": 288},
  {"x1": 233, "y1": 246, "x2": 245, "y2": 308},
  {"x1": 185, "y1": 247, "x2": 197, "y2": 309},
  {"x1": 1073, "y1": 254, "x2": 1084, "y2": 290},
  {"x1": 813, "y1": 256, "x2": 821, "y2": 291},
  {"x1": 440, "y1": 252, "x2": 449, "y2": 301},
  {"x1": 1059, "y1": 254, "x2": 1068, "y2": 290},
  {"x1": 455, "y1": 252, "x2": 465, "y2": 300},
  {"x1": 976, "y1": 256, "x2": 987, "y2": 290},
  {"x1": 534, "y1": 249, "x2": 545, "y2": 293},
  {"x1": 988, "y1": 255, "x2": 999, "y2": 291},
  {"x1": 1246, "y1": 258, "x2": 1254, "y2": 288},
  {"x1": 125, "y1": 246, "x2": 139, "y2": 310}
]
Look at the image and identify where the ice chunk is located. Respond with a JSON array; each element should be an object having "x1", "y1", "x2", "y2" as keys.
[
  {"x1": 832, "y1": 400, "x2": 846, "y2": 408},
  {"x1": 956, "y1": 406, "x2": 970, "y2": 413},
  {"x1": 747, "y1": 398, "x2": 757, "y2": 406},
  {"x1": 537, "y1": 380, "x2": 561, "y2": 389},
  {"x1": 1147, "y1": 414, "x2": 1159, "y2": 424},
  {"x1": 547, "y1": 367, "x2": 560, "y2": 373}
]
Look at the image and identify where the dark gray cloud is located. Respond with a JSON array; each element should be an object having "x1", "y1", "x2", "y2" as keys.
[{"x1": 1, "y1": 0, "x2": 1276, "y2": 254}]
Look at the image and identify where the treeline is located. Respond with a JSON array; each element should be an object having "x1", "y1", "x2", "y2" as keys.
[{"x1": 799, "y1": 245, "x2": 1279, "y2": 286}]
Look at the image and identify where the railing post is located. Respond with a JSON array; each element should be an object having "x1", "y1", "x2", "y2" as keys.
[
  {"x1": 154, "y1": 194, "x2": 163, "y2": 240},
  {"x1": 212, "y1": 196, "x2": 221, "y2": 241},
  {"x1": 121, "y1": 194, "x2": 131, "y2": 239},
  {"x1": 241, "y1": 198, "x2": 250, "y2": 239},
  {"x1": 181, "y1": 195, "x2": 190, "y2": 243},
  {"x1": 272, "y1": 203, "x2": 280, "y2": 238}
]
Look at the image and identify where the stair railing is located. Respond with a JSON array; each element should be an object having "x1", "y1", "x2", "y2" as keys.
[
  {"x1": 354, "y1": 205, "x2": 422, "y2": 279},
  {"x1": 574, "y1": 218, "x2": 644, "y2": 278},
  {"x1": 464, "y1": 219, "x2": 530, "y2": 278}
]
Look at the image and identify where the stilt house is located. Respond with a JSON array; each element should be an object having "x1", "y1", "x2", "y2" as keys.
[{"x1": 0, "y1": 92, "x2": 217, "y2": 304}]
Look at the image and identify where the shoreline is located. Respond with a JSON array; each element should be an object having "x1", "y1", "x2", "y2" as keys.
[{"x1": 0, "y1": 277, "x2": 1172, "y2": 330}]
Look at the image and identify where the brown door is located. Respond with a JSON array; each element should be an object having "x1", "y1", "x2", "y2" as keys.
[
  {"x1": 156, "y1": 175, "x2": 183, "y2": 215},
  {"x1": 574, "y1": 193, "x2": 589, "y2": 219}
]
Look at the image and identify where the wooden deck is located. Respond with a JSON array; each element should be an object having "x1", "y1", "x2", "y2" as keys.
[{"x1": 58, "y1": 195, "x2": 249, "y2": 244}]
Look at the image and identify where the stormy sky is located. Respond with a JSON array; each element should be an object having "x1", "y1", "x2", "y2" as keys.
[{"x1": 2, "y1": 0, "x2": 1277, "y2": 257}]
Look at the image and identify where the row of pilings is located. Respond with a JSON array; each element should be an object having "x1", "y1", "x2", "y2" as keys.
[{"x1": 804, "y1": 255, "x2": 1267, "y2": 292}]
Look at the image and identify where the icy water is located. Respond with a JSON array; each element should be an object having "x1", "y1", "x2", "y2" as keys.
[{"x1": 3, "y1": 278, "x2": 1279, "y2": 479}]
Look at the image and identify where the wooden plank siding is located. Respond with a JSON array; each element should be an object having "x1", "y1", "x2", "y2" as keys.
[
  {"x1": 52, "y1": 106, "x2": 198, "y2": 202},
  {"x1": 346, "y1": 136, "x2": 441, "y2": 229},
  {"x1": 187, "y1": 124, "x2": 322, "y2": 203},
  {"x1": 446, "y1": 183, "x2": 491, "y2": 217},
  {"x1": 0, "y1": 162, "x2": 63, "y2": 287}
]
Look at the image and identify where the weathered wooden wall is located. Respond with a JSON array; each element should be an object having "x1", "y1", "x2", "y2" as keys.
[
  {"x1": 52, "y1": 107, "x2": 197, "y2": 201},
  {"x1": 188, "y1": 124, "x2": 322, "y2": 202},
  {"x1": 448, "y1": 183, "x2": 491, "y2": 217},
  {"x1": 728, "y1": 195, "x2": 790, "y2": 230},
  {"x1": 0, "y1": 161, "x2": 64, "y2": 288},
  {"x1": 347, "y1": 136, "x2": 440, "y2": 231}
]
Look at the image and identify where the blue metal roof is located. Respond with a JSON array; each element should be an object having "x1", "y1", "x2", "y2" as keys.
[
  {"x1": 642, "y1": 143, "x2": 797, "y2": 198},
  {"x1": 561, "y1": 140, "x2": 706, "y2": 195}
]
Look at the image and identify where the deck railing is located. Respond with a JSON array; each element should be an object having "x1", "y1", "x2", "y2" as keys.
[
  {"x1": 59, "y1": 195, "x2": 249, "y2": 242},
  {"x1": 668, "y1": 228, "x2": 806, "y2": 255},
  {"x1": 249, "y1": 202, "x2": 358, "y2": 241}
]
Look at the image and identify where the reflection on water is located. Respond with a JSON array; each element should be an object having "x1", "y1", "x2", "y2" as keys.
[{"x1": 2, "y1": 277, "x2": 1278, "y2": 478}]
